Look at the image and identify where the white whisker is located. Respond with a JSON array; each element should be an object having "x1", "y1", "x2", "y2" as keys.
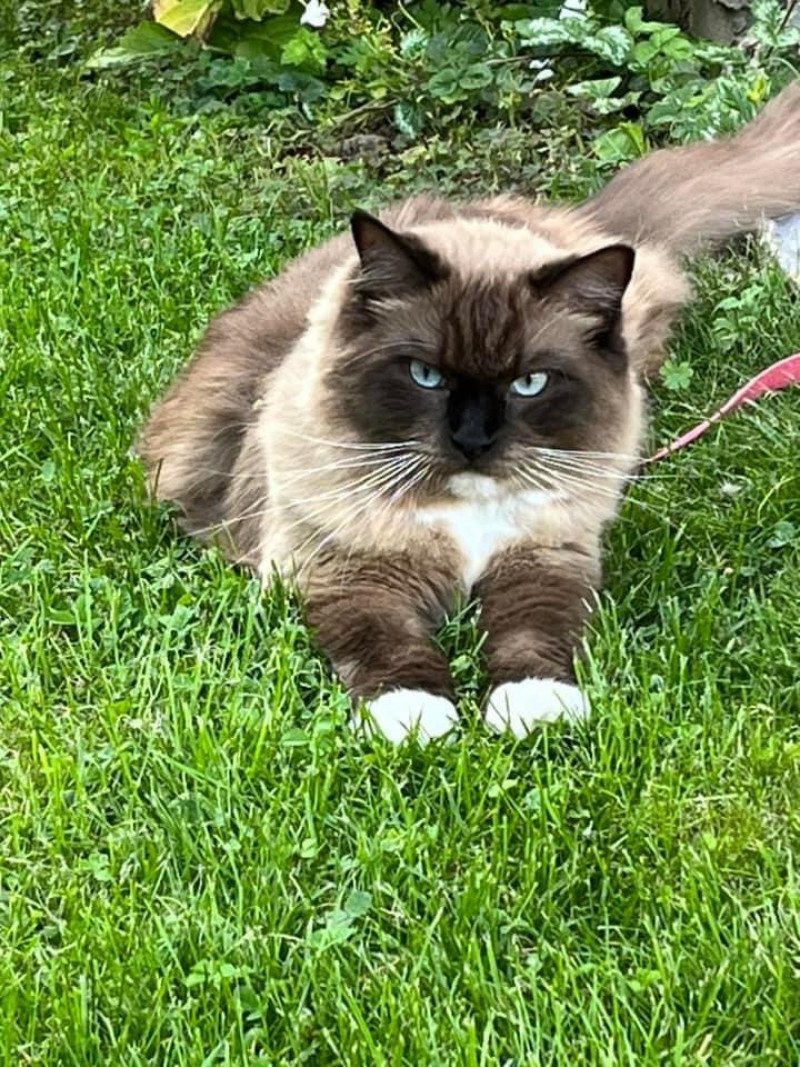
[
  {"x1": 515, "y1": 462, "x2": 628, "y2": 504},
  {"x1": 511, "y1": 466, "x2": 556, "y2": 497},
  {"x1": 531, "y1": 445, "x2": 640, "y2": 463},
  {"x1": 525, "y1": 464, "x2": 659, "y2": 514},
  {"x1": 187, "y1": 499, "x2": 272, "y2": 542},
  {"x1": 186, "y1": 453, "x2": 415, "y2": 542},
  {"x1": 282, "y1": 427, "x2": 421, "y2": 453},
  {"x1": 530, "y1": 456, "x2": 637, "y2": 483},
  {"x1": 333, "y1": 458, "x2": 433, "y2": 581},
  {"x1": 293, "y1": 456, "x2": 427, "y2": 573},
  {"x1": 533, "y1": 455, "x2": 672, "y2": 497},
  {"x1": 173, "y1": 452, "x2": 405, "y2": 492},
  {"x1": 276, "y1": 456, "x2": 418, "y2": 537},
  {"x1": 272, "y1": 452, "x2": 420, "y2": 493}
]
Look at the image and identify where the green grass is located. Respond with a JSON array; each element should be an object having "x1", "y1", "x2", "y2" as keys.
[{"x1": 2, "y1": 38, "x2": 800, "y2": 1067}]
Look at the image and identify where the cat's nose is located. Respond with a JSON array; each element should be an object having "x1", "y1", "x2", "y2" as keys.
[
  {"x1": 447, "y1": 389, "x2": 504, "y2": 462},
  {"x1": 449, "y1": 425, "x2": 497, "y2": 461}
]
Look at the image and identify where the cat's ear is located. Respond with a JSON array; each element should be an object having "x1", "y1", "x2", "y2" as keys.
[
  {"x1": 533, "y1": 244, "x2": 635, "y2": 331},
  {"x1": 350, "y1": 210, "x2": 445, "y2": 299}
]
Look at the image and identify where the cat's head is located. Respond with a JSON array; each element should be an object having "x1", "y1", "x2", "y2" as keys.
[{"x1": 327, "y1": 210, "x2": 641, "y2": 499}]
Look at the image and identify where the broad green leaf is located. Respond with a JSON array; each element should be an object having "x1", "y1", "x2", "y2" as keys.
[
  {"x1": 428, "y1": 67, "x2": 462, "y2": 101},
  {"x1": 516, "y1": 17, "x2": 570, "y2": 48},
  {"x1": 589, "y1": 26, "x2": 633, "y2": 66},
  {"x1": 661, "y1": 360, "x2": 694, "y2": 392},
  {"x1": 280, "y1": 29, "x2": 327, "y2": 73},
  {"x1": 393, "y1": 101, "x2": 422, "y2": 137},
  {"x1": 632, "y1": 39, "x2": 658, "y2": 67},
  {"x1": 589, "y1": 91, "x2": 641, "y2": 116},
  {"x1": 307, "y1": 910, "x2": 355, "y2": 950},
  {"x1": 769, "y1": 520, "x2": 797, "y2": 549},
  {"x1": 276, "y1": 71, "x2": 327, "y2": 102},
  {"x1": 593, "y1": 122, "x2": 647, "y2": 163},
  {"x1": 566, "y1": 76, "x2": 622, "y2": 99},
  {"x1": 460, "y1": 64, "x2": 494, "y2": 91},
  {"x1": 559, "y1": 17, "x2": 594, "y2": 45},
  {"x1": 280, "y1": 727, "x2": 310, "y2": 746},
  {"x1": 400, "y1": 28, "x2": 429, "y2": 59},
  {"x1": 307, "y1": 924, "x2": 355, "y2": 949},
  {"x1": 232, "y1": 0, "x2": 290, "y2": 17},
  {"x1": 624, "y1": 6, "x2": 670, "y2": 35},
  {"x1": 344, "y1": 890, "x2": 372, "y2": 918},
  {"x1": 747, "y1": 71, "x2": 770, "y2": 104},
  {"x1": 156, "y1": 0, "x2": 219, "y2": 37},
  {"x1": 230, "y1": 15, "x2": 301, "y2": 62},
  {"x1": 86, "y1": 22, "x2": 181, "y2": 69},
  {"x1": 651, "y1": 26, "x2": 683, "y2": 45},
  {"x1": 618, "y1": 120, "x2": 646, "y2": 154}
]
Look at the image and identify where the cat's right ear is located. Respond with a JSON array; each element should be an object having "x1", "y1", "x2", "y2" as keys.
[{"x1": 350, "y1": 211, "x2": 445, "y2": 300}]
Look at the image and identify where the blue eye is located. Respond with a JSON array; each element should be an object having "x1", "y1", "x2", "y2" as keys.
[
  {"x1": 409, "y1": 359, "x2": 445, "y2": 389},
  {"x1": 510, "y1": 371, "x2": 549, "y2": 397}
]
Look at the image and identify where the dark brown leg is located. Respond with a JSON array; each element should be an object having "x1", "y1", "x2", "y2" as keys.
[
  {"x1": 474, "y1": 544, "x2": 601, "y2": 736},
  {"x1": 303, "y1": 553, "x2": 458, "y2": 743}
]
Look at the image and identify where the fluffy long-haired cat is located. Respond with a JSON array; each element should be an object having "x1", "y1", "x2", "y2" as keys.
[{"x1": 139, "y1": 84, "x2": 800, "y2": 742}]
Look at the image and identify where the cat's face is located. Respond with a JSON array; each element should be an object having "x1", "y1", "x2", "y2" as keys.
[{"x1": 330, "y1": 212, "x2": 638, "y2": 497}]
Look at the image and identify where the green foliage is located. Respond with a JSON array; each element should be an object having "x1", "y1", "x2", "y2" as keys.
[
  {"x1": 87, "y1": 0, "x2": 800, "y2": 163},
  {"x1": 517, "y1": 0, "x2": 800, "y2": 153},
  {"x1": 86, "y1": 21, "x2": 183, "y2": 70},
  {"x1": 660, "y1": 359, "x2": 695, "y2": 392}
]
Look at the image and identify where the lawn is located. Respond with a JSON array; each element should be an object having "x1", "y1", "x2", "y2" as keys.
[{"x1": 1, "y1": 10, "x2": 800, "y2": 1066}]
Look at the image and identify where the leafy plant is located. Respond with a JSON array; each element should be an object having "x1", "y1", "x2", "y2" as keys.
[
  {"x1": 87, "y1": 0, "x2": 800, "y2": 155},
  {"x1": 514, "y1": 1, "x2": 797, "y2": 159}
]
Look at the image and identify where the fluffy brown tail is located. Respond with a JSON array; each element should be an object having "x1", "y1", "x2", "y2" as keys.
[{"x1": 585, "y1": 82, "x2": 800, "y2": 255}]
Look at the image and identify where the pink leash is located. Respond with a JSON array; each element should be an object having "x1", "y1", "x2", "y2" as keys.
[{"x1": 646, "y1": 352, "x2": 800, "y2": 465}]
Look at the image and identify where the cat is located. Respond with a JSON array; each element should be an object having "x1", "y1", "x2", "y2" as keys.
[{"x1": 138, "y1": 83, "x2": 800, "y2": 743}]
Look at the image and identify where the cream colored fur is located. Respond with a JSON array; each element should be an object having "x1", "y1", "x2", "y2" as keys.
[{"x1": 258, "y1": 214, "x2": 648, "y2": 587}]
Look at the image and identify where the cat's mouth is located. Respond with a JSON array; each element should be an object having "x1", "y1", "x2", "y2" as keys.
[
  {"x1": 399, "y1": 440, "x2": 540, "y2": 500},
  {"x1": 447, "y1": 471, "x2": 505, "y2": 501},
  {"x1": 399, "y1": 462, "x2": 523, "y2": 507},
  {"x1": 406, "y1": 454, "x2": 504, "y2": 500}
]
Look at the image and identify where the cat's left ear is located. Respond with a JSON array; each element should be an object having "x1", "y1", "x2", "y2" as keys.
[
  {"x1": 534, "y1": 244, "x2": 635, "y2": 331},
  {"x1": 350, "y1": 210, "x2": 445, "y2": 299}
]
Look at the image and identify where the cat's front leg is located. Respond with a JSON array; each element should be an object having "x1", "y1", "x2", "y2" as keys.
[
  {"x1": 302, "y1": 554, "x2": 458, "y2": 743},
  {"x1": 475, "y1": 544, "x2": 601, "y2": 737}
]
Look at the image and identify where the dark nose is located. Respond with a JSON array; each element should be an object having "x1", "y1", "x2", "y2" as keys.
[
  {"x1": 448, "y1": 389, "x2": 504, "y2": 462},
  {"x1": 450, "y1": 424, "x2": 497, "y2": 460}
]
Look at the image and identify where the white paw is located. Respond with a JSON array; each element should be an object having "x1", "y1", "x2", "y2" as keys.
[
  {"x1": 353, "y1": 689, "x2": 458, "y2": 744},
  {"x1": 484, "y1": 678, "x2": 590, "y2": 738}
]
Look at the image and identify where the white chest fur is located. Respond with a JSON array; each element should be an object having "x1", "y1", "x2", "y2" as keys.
[{"x1": 417, "y1": 474, "x2": 562, "y2": 589}]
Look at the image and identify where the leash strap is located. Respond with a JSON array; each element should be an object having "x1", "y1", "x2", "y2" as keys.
[{"x1": 646, "y1": 352, "x2": 800, "y2": 465}]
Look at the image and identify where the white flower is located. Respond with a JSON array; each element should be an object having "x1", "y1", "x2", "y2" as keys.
[
  {"x1": 528, "y1": 59, "x2": 554, "y2": 84},
  {"x1": 559, "y1": 0, "x2": 587, "y2": 17},
  {"x1": 301, "y1": 0, "x2": 330, "y2": 29}
]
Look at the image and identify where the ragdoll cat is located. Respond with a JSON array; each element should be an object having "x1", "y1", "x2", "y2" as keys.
[{"x1": 139, "y1": 84, "x2": 800, "y2": 743}]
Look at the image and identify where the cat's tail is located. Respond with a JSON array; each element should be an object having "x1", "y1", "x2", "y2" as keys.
[{"x1": 584, "y1": 82, "x2": 800, "y2": 255}]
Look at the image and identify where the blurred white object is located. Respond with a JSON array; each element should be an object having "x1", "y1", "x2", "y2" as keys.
[
  {"x1": 559, "y1": 0, "x2": 587, "y2": 17},
  {"x1": 528, "y1": 59, "x2": 555, "y2": 84},
  {"x1": 301, "y1": 1, "x2": 330, "y2": 29},
  {"x1": 762, "y1": 213, "x2": 800, "y2": 284}
]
